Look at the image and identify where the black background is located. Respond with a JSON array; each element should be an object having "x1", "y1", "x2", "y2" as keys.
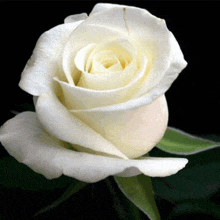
[{"x1": 1, "y1": 1, "x2": 220, "y2": 220}]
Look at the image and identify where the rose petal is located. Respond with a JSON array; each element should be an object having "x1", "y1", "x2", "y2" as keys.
[
  {"x1": 84, "y1": 4, "x2": 172, "y2": 91},
  {"x1": 75, "y1": 39, "x2": 139, "y2": 90},
  {"x1": 59, "y1": 42, "x2": 147, "y2": 110},
  {"x1": 65, "y1": 32, "x2": 186, "y2": 112},
  {"x1": 74, "y1": 43, "x2": 97, "y2": 80},
  {"x1": 0, "y1": 112, "x2": 188, "y2": 182},
  {"x1": 81, "y1": 4, "x2": 187, "y2": 106},
  {"x1": 132, "y1": 32, "x2": 187, "y2": 99},
  {"x1": 62, "y1": 24, "x2": 126, "y2": 87},
  {"x1": 35, "y1": 91, "x2": 128, "y2": 159},
  {"x1": 90, "y1": 3, "x2": 125, "y2": 15},
  {"x1": 64, "y1": 13, "x2": 88, "y2": 23},
  {"x1": 71, "y1": 95, "x2": 168, "y2": 158},
  {"x1": 55, "y1": 50, "x2": 147, "y2": 110},
  {"x1": 0, "y1": 112, "x2": 64, "y2": 179},
  {"x1": 56, "y1": 155, "x2": 188, "y2": 182},
  {"x1": 60, "y1": 4, "x2": 186, "y2": 111},
  {"x1": 19, "y1": 21, "x2": 85, "y2": 96}
]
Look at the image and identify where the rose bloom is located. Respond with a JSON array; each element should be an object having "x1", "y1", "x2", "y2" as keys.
[{"x1": 0, "y1": 3, "x2": 188, "y2": 183}]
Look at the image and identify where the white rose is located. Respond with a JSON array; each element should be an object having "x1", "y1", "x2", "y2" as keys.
[{"x1": 0, "y1": 3, "x2": 188, "y2": 183}]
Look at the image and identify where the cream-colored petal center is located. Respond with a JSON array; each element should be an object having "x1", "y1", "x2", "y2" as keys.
[
  {"x1": 75, "y1": 38, "x2": 142, "y2": 90},
  {"x1": 90, "y1": 50, "x2": 123, "y2": 73}
]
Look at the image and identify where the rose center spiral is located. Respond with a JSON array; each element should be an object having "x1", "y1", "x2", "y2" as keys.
[
  {"x1": 85, "y1": 41, "x2": 133, "y2": 75},
  {"x1": 74, "y1": 38, "x2": 139, "y2": 90}
]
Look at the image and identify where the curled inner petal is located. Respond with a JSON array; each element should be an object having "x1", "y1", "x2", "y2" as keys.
[
  {"x1": 62, "y1": 24, "x2": 126, "y2": 87},
  {"x1": 75, "y1": 38, "x2": 144, "y2": 90},
  {"x1": 85, "y1": 38, "x2": 134, "y2": 74},
  {"x1": 90, "y1": 50, "x2": 123, "y2": 73},
  {"x1": 55, "y1": 43, "x2": 148, "y2": 110}
]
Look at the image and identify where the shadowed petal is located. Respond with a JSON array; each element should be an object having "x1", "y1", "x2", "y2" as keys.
[{"x1": 36, "y1": 91, "x2": 128, "y2": 159}]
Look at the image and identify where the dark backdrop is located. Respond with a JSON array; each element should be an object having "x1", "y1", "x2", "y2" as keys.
[{"x1": 1, "y1": 2, "x2": 220, "y2": 220}]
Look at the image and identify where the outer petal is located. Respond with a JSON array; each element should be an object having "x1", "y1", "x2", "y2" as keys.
[
  {"x1": 64, "y1": 13, "x2": 88, "y2": 23},
  {"x1": 71, "y1": 95, "x2": 168, "y2": 158},
  {"x1": 90, "y1": 3, "x2": 125, "y2": 15},
  {"x1": 0, "y1": 112, "x2": 188, "y2": 183},
  {"x1": 35, "y1": 91, "x2": 128, "y2": 159},
  {"x1": 56, "y1": 155, "x2": 188, "y2": 182},
  {"x1": 132, "y1": 32, "x2": 187, "y2": 99},
  {"x1": 0, "y1": 112, "x2": 65, "y2": 179},
  {"x1": 19, "y1": 21, "x2": 85, "y2": 96}
]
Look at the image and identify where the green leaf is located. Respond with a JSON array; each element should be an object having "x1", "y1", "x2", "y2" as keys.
[
  {"x1": 0, "y1": 156, "x2": 74, "y2": 191},
  {"x1": 157, "y1": 127, "x2": 220, "y2": 155},
  {"x1": 114, "y1": 175, "x2": 161, "y2": 220},
  {"x1": 150, "y1": 139, "x2": 220, "y2": 203},
  {"x1": 149, "y1": 133, "x2": 220, "y2": 219}
]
